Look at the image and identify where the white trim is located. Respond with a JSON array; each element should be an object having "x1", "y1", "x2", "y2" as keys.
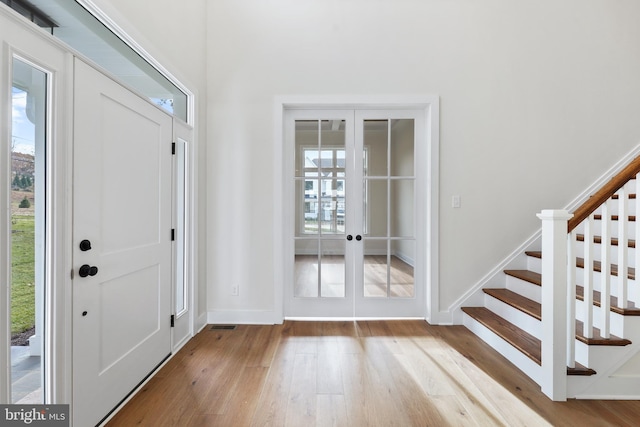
[
  {"x1": 285, "y1": 317, "x2": 426, "y2": 322},
  {"x1": 207, "y1": 310, "x2": 280, "y2": 325},
  {"x1": 0, "y1": 38, "x2": 10, "y2": 405},
  {"x1": 274, "y1": 95, "x2": 440, "y2": 322}
]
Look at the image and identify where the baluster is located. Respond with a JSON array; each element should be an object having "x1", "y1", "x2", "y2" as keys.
[
  {"x1": 583, "y1": 214, "x2": 594, "y2": 338},
  {"x1": 636, "y1": 174, "x2": 640, "y2": 309},
  {"x1": 567, "y1": 229, "x2": 576, "y2": 368},
  {"x1": 600, "y1": 200, "x2": 611, "y2": 338},
  {"x1": 618, "y1": 186, "x2": 629, "y2": 309}
]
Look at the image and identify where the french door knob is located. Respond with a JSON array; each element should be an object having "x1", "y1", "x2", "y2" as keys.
[
  {"x1": 356, "y1": 235, "x2": 362, "y2": 241},
  {"x1": 346, "y1": 235, "x2": 353, "y2": 241},
  {"x1": 79, "y1": 239, "x2": 92, "y2": 251},
  {"x1": 79, "y1": 264, "x2": 99, "y2": 277}
]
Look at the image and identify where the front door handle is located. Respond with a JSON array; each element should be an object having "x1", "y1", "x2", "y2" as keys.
[
  {"x1": 79, "y1": 264, "x2": 99, "y2": 277},
  {"x1": 346, "y1": 235, "x2": 353, "y2": 241},
  {"x1": 356, "y1": 235, "x2": 362, "y2": 241}
]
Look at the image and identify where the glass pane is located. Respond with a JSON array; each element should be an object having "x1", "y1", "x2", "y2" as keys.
[
  {"x1": 390, "y1": 119, "x2": 414, "y2": 176},
  {"x1": 11, "y1": 58, "x2": 46, "y2": 403},
  {"x1": 320, "y1": 240, "x2": 345, "y2": 297},
  {"x1": 390, "y1": 180, "x2": 414, "y2": 238},
  {"x1": 363, "y1": 240, "x2": 388, "y2": 298},
  {"x1": 319, "y1": 179, "x2": 345, "y2": 235},
  {"x1": 295, "y1": 120, "x2": 319, "y2": 177},
  {"x1": 390, "y1": 241, "x2": 415, "y2": 298},
  {"x1": 175, "y1": 140, "x2": 187, "y2": 315},
  {"x1": 31, "y1": 0, "x2": 188, "y2": 120},
  {"x1": 297, "y1": 179, "x2": 320, "y2": 235},
  {"x1": 294, "y1": 240, "x2": 319, "y2": 297},
  {"x1": 364, "y1": 120, "x2": 388, "y2": 176},
  {"x1": 366, "y1": 179, "x2": 387, "y2": 237}
]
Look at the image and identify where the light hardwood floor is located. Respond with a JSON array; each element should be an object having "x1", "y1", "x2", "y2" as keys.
[{"x1": 106, "y1": 321, "x2": 640, "y2": 426}]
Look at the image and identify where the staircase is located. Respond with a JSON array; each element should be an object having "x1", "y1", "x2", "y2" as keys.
[{"x1": 461, "y1": 157, "x2": 640, "y2": 400}]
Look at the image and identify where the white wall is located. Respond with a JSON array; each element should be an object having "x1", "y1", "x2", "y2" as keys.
[
  {"x1": 93, "y1": 0, "x2": 209, "y2": 321},
  {"x1": 206, "y1": 0, "x2": 640, "y2": 320}
]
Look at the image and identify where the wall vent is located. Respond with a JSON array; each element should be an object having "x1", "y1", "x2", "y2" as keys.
[{"x1": 210, "y1": 325, "x2": 236, "y2": 330}]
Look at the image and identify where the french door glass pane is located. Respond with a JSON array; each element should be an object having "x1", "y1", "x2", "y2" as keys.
[
  {"x1": 320, "y1": 240, "x2": 345, "y2": 297},
  {"x1": 11, "y1": 57, "x2": 46, "y2": 403},
  {"x1": 390, "y1": 119, "x2": 415, "y2": 176},
  {"x1": 295, "y1": 120, "x2": 318, "y2": 178},
  {"x1": 294, "y1": 240, "x2": 319, "y2": 298},
  {"x1": 390, "y1": 179, "x2": 414, "y2": 238},
  {"x1": 320, "y1": 179, "x2": 345, "y2": 235},
  {"x1": 366, "y1": 180, "x2": 387, "y2": 237},
  {"x1": 363, "y1": 120, "x2": 388, "y2": 177},
  {"x1": 391, "y1": 240, "x2": 415, "y2": 298},
  {"x1": 363, "y1": 239, "x2": 388, "y2": 298}
]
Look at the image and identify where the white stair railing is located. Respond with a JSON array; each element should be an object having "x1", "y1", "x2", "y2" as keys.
[{"x1": 538, "y1": 168, "x2": 640, "y2": 401}]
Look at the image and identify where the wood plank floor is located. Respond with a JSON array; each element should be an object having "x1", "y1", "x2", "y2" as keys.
[{"x1": 106, "y1": 321, "x2": 640, "y2": 426}]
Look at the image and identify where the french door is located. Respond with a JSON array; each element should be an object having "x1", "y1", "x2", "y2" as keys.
[{"x1": 285, "y1": 109, "x2": 425, "y2": 318}]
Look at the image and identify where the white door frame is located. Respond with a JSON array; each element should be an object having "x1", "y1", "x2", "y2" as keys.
[
  {"x1": 0, "y1": 5, "x2": 74, "y2": 404},
  {"x1": 274, "y1": 95, "x2": 440, "y2": 322}
]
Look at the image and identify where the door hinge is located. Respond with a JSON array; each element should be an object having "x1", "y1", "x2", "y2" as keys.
[
  {"x1": 170, "y1": 314, "x2": 175, "y2": 327},
  {"x1": 172, "y1": 142, "x2": 176, "y2": 155},
  {"x1": 171, "y1": 229, "x2": 175, "y2": 241}
]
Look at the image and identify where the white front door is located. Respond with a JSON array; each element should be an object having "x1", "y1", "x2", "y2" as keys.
[
  {"x1": 285, "y1": 108, "x2": 426, "y2": 318},
  {"x1": 72, "y1": 59, "x2": 172, "y2": 426}
]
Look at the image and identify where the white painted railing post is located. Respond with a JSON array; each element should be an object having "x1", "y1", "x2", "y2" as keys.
[{"x1": 537, "y1": 209, "x2": 574, "y2": 401}]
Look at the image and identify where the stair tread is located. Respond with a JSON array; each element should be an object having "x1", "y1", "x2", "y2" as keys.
[
  {"x1": 463, "y1": 308, "x2": 602, "y2": 375},
  {"x1": 462, "y1": 307, "x2": 541, "y2": 365},
  {"x1": 567, "y1": 363, "x2": 597, "y2": 376},
  {"x1": 484, "y1": 288, "x2": 541, "y2": 320},
  {"x1": 575, "y1": 320, "x2": 632, "y2": 346},
  {"x1": 504, "y1": 269, "x2": 541, "y2": 286},
  {"x1": 575, "y1": 285, "x2": 640, "y2": 315},
  {"x1": 576, "y1": 234, "x2": 636, "y2": 248}
]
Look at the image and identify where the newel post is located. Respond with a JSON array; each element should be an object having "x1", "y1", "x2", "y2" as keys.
[{"x1": 537, "y1": 209, "x2": 573, "y2": 401}]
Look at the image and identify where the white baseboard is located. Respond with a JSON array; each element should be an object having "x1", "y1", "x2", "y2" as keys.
[{"x1": 207, "y1": 310, "x2": 282, "y2": 325}]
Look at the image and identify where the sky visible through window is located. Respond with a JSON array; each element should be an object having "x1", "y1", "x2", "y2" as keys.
[{"x1": 12, "y1": 87, "x2": 35, "y2": 155}]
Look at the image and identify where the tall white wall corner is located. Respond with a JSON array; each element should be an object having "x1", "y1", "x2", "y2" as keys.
[{"x1": 537, "y1": 209, "x2": 574, "y2": 401}]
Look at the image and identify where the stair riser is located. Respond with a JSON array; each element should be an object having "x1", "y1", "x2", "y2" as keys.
[
  {"x1": 462, "y1": 313, "x2": 542, "y2": 383},
  {"x1": 527, "y1": 256, "x2": 542, "y2": 275},
  {"x1": 574, "y1": 340, "x2": 632, "y2": 370},
  {"x1": 574, "y1": 300, "x2": 626, "y2": 337},
  {"x1": 506, "y1": 275, "x2": 541, "y2": 304},
  {"x1": 484, "y1": 294, "x2": 542, "y2": 339}
]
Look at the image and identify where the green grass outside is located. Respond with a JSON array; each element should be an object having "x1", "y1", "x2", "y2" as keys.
[{"x1": 11, "y1": 215, "x2": 35, "y2": 335}]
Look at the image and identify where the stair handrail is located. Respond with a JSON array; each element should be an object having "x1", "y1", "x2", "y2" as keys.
[{"x1": 568, "y1": 155, "x2": 640, "y2": 232}]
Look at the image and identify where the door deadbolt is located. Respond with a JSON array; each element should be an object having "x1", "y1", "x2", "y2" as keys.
[
  {"x1": 79, "y1": 264, "x2": 99, "y2": 277},
  {"x1": 79, "y1": 240, "x2": 92, "y2": 251}
]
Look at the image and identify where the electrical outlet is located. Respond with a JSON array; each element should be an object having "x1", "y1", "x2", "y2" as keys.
[
  {"x1": 452, "y1": 195, "x2": 461, "y2": 208},
  {"x1": 231, "y1": 284, "x2": 239, "y2": 296}
]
